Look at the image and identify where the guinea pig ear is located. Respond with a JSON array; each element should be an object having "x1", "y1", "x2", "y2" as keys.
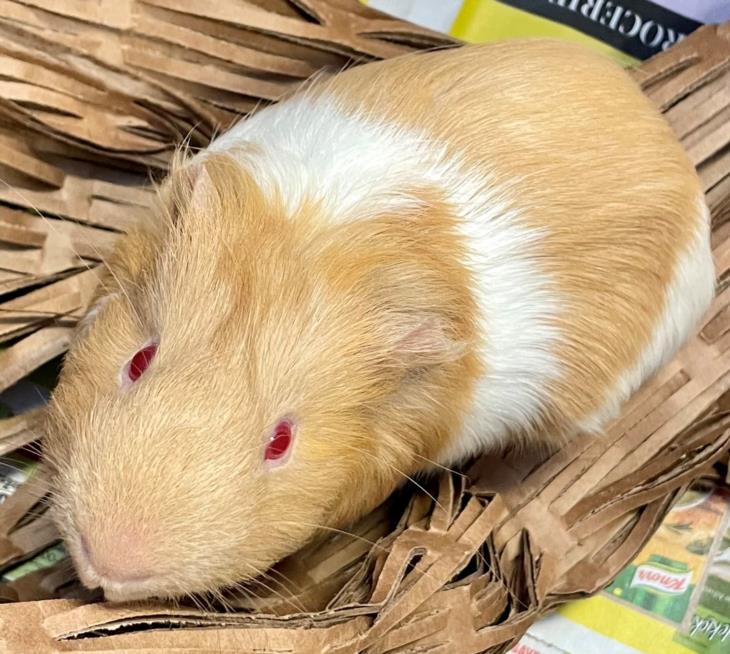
[
  {"x1": 73, "y1": 270, "x2": 120, "y2": 342},
  {"x1": 75, "y1": 291, "x2": 117, "y2": 341},
  {"x1": 390, "y1": 312, "x2": 466, "y2": 368},
  {"x1": 164, "y1": 152, "x2": 249, "y2": 227},
  {"x1": 163, "y1": 160, "x2": 212, "y2": 223},
  {"x1": 186, "y1": 162, "x2": 216, "y2": 215}
]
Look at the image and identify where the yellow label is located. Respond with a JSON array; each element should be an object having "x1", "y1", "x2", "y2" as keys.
[
  {"x1": 362, "y1": 0, "x2": 640, "y2": 66},
  {"x1": 559, "y1": 595, "x2": 696, "y2": 654},
  {"x1": 452, "y1": 0, "x2": 637, "y2": 65}
]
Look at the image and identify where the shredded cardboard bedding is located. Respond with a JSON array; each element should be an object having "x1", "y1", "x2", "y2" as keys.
[{"x1": 0, "y1": 2, "x2": 728, "y2": 653}]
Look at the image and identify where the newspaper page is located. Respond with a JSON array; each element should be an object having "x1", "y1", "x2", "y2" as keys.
[
  {"x1": 363, "y1": 1, "x2": 730, "y2": 64},
  {"x1": 510, "y1": 481, "x2": 730, "y2": 654}
]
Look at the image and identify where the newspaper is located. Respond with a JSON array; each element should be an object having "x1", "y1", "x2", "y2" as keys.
[
  {"x1": 0, "y1": 452, "x2": 69, "y2": 583},
  {"x1": 0, "y1": 360, "x2": 68, "y2": 584},
  {"x1": 364, "y1": 0, "x2": 730, "y2": 64},
  {"x1": 511, "y1": 480, "x2": 730, "y2": 654}
]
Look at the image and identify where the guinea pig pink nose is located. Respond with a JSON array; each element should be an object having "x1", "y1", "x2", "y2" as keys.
[{"x1": 80, "y1": 529, "x2": 156, "y2": 583}]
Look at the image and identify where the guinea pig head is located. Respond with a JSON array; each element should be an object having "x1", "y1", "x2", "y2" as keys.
[{"x1": 42, "y1": 153, "x2": 476, "y2": 602}]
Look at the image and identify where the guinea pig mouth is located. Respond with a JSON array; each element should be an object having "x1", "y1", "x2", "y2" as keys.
[
  {"x1": 70, "y1": 535, "x2": 175, "y2": 602},
  {"x1": 77, "y1": 562, "x2": 174, "y2": 603},
  {"x1": 98, "y1": 578, "x2": 168, "y2": 603}
]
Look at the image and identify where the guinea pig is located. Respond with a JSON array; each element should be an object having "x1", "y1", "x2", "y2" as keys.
[{"x1": 42, "y1": 39, "x2": 714, "y2": 603}]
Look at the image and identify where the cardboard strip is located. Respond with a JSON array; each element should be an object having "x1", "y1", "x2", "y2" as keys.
[
  {"x1": 0, "y1": 325, "x2": 74, "y2": 394},
  {"x1": 0, "y1": 221, "x2": 47, "y2": 248},
  {"x1": 132, "y1": 13, "x2": 319, "y2": 78}
]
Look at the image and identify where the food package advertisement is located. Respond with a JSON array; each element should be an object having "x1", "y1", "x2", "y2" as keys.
[
  {"x1": 511, "y1": 480, "x2": 730, "y2": 653},
  {"x1": 363, "y1": 1, "x2": 730, "y2": 64}
]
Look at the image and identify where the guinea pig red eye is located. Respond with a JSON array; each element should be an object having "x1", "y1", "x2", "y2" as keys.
[
  {"x1": 265, "y1": 421, "x2": 293, "y2": 463},
  {"x1": 126, "y1": 343, "x2": 157, "y2": 383}
]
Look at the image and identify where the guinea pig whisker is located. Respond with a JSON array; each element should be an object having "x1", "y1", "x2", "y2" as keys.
[
  {"x1": 227, "y1": 582, "x2": 274, "y2": 616},
  {"x1": 406, "y1": 451, "x2": 468, "y2": 478},
  {"x1": 274, "y1": 520, "x2": 380, "y2": 549},
  {"x1": 19, "y1": 441, "x2": 43, "y2": 455},
  {"x1": 43, "y1": 404, "x2": 89, "y2": 461},
  {"x1": 202, "y1": 593, "x2": 220, "y2": 615},
  {"x1": 23, "y1": 459, "x2": 59, "y2": 481},
  {"x1": 226, "y1": 582, "x2": 266, "y2": 611},
  {"x1": 188, "y1": 587, "x2": 222, "y2": 616},
  {"x1": 260, "y1": 565, "x2": 303, "y2": 595},
  {"x1": 37, "y1": 492, "x2": 62, "y2": 508},
  {"x1": 30, "y1": 384, "x2": 49, "y2": 405},
  {"x1": 256, "y1": 566, "x2": 302, "y2": 597},
  {"x1": 225, "y1": 580, "x2": 256, "y2": 606},
  {"x1": 237, "y1": 564, "x2": 309, "y2": 613},
  {"x1": 208, "y1": 586, "x2": 236, "y2": 613},
  {"x1": 336, "y1": 441, "x2": 446, "y2": 513},
  {"x1": 253, "y1": 580, "x2": 308, "y2": 614},
  {"x1": 21, "y1": 426, "x2": 66, "y2": 472},
  {"x1": 29, "y1": 452, "x2": 62, "y2": 478},
  {"x1": 186, "y1": 591, "x2": 210, "y2": 615}
]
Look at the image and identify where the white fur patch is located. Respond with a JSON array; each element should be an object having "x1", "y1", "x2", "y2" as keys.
[
  {"x1": 443, "y1": 211, "x2": 563, "y2": 463},
  {"x1": 204, "y1": 95, "x2": 564, "y2": 463},
  {"x1": 579, "y1": 199, "x2": 715, "y2": 432},
  {"x1": 206, "y1": 96, "x2": 431, "y2": 220}
]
